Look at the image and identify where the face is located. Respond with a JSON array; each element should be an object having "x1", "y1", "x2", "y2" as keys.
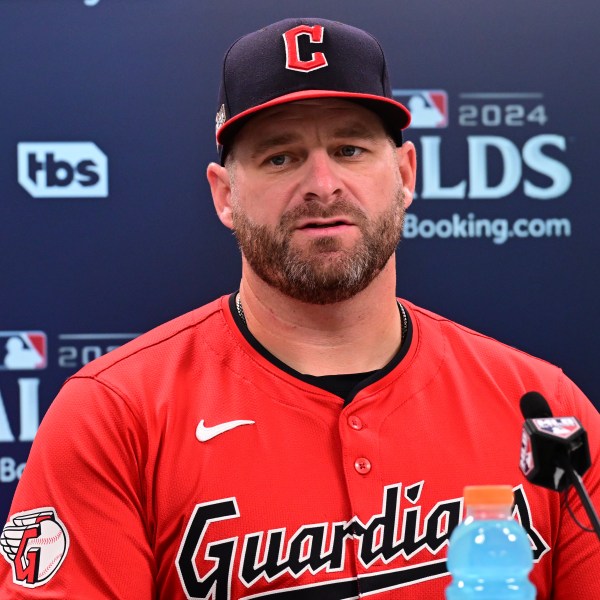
[{"x1": 209, "y1": 99, "x2": 415, "y2": 304}]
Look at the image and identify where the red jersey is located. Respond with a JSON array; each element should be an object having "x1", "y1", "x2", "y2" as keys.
[{"x1": 1, "y1": 296, "x2": 599, "y2": 599}]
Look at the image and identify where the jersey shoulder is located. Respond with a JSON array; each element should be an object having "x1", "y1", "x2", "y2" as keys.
[
  {"x1": 72, "y1": 296, "x2": 226, "y2": 380},
  {"x1": 403, "y1": 299, "x2": 563, "y2": 381}
]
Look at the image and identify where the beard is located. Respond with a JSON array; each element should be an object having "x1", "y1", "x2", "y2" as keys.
[{"x1": 231, "y1": 189, "x2": 406, "y2": 305}]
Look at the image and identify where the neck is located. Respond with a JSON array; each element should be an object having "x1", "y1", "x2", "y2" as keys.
[{"x1": 237, "y1": 258, "x2": 402, "y2": 375}]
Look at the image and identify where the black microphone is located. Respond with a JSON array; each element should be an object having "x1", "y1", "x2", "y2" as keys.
[
  {"x1": 520, "y1": 391, "x2": 553, "y2": 420},
  {"x1": 519, "y1": 391, "x2": 600, "y2": 541},
  {"x1": 519, "y1": 391, "x2": 590, "y2": 490}
]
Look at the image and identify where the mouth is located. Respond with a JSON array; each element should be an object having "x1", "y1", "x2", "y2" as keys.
[{"x1": 296, "y1": 218, "x2": 354, "y2": 231}]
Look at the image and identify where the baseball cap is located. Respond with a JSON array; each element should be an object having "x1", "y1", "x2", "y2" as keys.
[{"x1": 215, "y1": 17, "x2": 411, "y2": 163}]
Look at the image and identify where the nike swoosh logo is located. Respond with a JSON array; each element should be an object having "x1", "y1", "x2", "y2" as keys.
[{"x1": 196, "y1": 419, "x2": 255, "y2": 442}]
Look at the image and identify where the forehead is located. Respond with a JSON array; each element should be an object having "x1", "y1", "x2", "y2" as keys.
[{"x1": 232, "y1": 99, "x2": 389, "y2": 151}]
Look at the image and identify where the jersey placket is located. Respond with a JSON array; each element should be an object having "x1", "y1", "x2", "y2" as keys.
[{"x1": 339, "y1": 392, "x2": 390, "y2": 595}]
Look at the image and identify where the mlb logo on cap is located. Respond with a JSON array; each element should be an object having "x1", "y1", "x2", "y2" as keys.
[{"x1": 0, "y1": 332, "x2": 47, "y2": 371}]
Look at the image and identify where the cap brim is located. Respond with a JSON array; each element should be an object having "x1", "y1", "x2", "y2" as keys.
[{"x1": 216, "y1": 90, "x2": 411, "y2": 148}]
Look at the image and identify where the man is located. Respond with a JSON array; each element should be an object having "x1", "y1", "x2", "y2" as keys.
[{"x1": 1, "y1": 17, "x2": 599, "y2": 599}]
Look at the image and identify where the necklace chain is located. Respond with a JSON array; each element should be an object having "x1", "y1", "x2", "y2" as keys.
[
  {"x1": 397, "y1": 301, "x2": 408, "y2": 340},
  {"x1": 236, "y1": 293, "x2": 246, "y2": 324},
  {"x1": 235, "y1": 293, "x2": 407, "y2": 340}
]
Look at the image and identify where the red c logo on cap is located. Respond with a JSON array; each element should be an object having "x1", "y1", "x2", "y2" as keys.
[{"x1": 283, "y1": 25, "x2": 328, "y2": 72}]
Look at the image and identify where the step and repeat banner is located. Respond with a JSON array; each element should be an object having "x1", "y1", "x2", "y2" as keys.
[{"x1": 1, "y1": 1, "x2": 598, "y2": 522}]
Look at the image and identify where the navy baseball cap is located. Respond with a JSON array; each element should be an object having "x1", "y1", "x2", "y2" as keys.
[{"x1": 215, "y1": 18, "x2": 411, "y2": 163}]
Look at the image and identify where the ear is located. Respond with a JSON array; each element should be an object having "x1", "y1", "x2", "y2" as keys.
[
  {"x1": 206, "y1": 162, "x2": 234, "y2": 230},
  {"x1": 395, "y1": 141, "x2": 417, "y2": 209}
]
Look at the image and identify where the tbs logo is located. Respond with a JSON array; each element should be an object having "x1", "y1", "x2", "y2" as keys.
[
  {"x1": 393, "y1": 90, "x2": 448, "y2": 128},
  {"x1": 17, "y1": 142, "x2": 108, "y2": 198},
  {"x1": 0, "y1": 332, "x2": 47, "y2": 371}
]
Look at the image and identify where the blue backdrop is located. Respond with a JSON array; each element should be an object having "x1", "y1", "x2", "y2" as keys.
[{"x1": 1, "y1": 0, "x2": 598, "y2": 523}]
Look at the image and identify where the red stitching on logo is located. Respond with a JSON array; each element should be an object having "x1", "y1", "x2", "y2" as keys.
[
  {"x1": 35, "y1": 530, "x2": 63, "y2": 546},
  {"x1": 38, "y1": 553, "x2": 61, "y2": 579}
]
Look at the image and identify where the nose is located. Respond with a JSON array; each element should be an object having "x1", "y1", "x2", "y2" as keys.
[{"x1": 299, "y1": 150, "x2": 343, "y2": 202}]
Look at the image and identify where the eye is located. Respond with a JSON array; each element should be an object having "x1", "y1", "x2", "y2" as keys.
[
  {"x1": 268, "y1": 154, "x2": 290, "y2": 167},
  {"x1": 338, "y1": 145, "x2": 363, "y2": 158}
]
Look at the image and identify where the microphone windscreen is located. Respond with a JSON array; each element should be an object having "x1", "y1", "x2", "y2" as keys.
[{"x1": 520, "y1": 391, "x2": 553, "y2": 420}]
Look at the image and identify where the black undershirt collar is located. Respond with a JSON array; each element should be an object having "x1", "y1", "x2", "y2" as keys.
[{"x1": 228, "y1": 292, "x2": 412, "y2": 405}]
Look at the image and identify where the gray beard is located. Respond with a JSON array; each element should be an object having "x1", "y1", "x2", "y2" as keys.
[{"x1": 231, "y1": 191, "x2": 406, "y2": 305}]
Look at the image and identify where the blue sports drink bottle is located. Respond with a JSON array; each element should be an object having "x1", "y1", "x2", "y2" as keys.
[{"x1": 446, "y1": 485, "x2": 536, "y2": 599}]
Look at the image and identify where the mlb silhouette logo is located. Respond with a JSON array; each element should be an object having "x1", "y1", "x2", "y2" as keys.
[
  {"x1": 0, "y1": 332, "x2": 47, "y2": 371},
  {"x1": 533, "y1": 417, "x2": 581, "y2": 440},
  {"x1": 392, "y1": 90, "x2": 448, "y2": 128},
  {"x1": 519, "y1": 430, "x2": 534, "y2": 476}
]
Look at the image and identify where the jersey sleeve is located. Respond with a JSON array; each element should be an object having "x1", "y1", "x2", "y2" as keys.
[
  {"x1": 0, "y1": 376, "x2": 155, "y2": 599},
  {"x1": 549, "y1": 373, "x2": 600, "y2": 599}
]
